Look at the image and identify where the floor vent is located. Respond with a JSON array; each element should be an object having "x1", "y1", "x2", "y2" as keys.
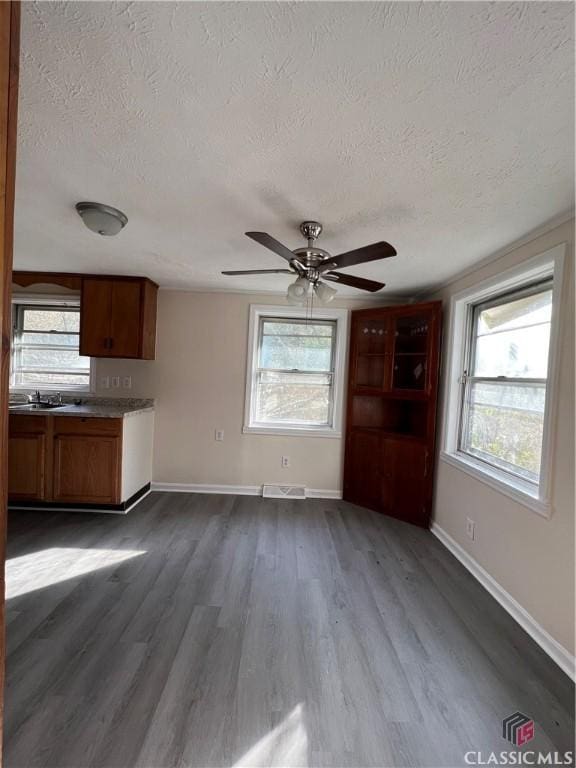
[{"x1": 262, "y1": 484, "x2": 307, "y2": 500}]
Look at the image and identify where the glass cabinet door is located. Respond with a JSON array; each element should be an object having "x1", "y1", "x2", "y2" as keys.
[
  {"x1": 391, "y1": 311, "x2": 431, "y2": 391},
  {"x1": 352, "y1": 316, "x2": 390, "y2": 389}
]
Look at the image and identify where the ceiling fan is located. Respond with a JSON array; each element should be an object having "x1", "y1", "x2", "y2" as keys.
[{"x1": 222, "y1": 221, "x2": 397, "y2": 304}]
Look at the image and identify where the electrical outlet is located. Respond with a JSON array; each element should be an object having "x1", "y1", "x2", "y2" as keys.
[
  {"x1": 215, "y1": 429, "x2": 224, "y2": 442},
  {"x1": 281, "y1": 456, "x2": 290, "y2": 468},
  {"x1": 466, "y1": 518, "x2": 475, "y2": 541},
  {"x1": 111, "y1": 376, "x2": 120, "y2": 389},
  {"x1": 122, "y1": 376, "x2": 132, "y2": 389},
  {"x1": 100, "y1": 376, "x2": 110, "y2": 389}
]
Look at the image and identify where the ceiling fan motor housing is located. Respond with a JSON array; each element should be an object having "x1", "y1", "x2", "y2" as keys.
[{"x1": 299, "y1": 221, "x2": 323, "y2": 242}]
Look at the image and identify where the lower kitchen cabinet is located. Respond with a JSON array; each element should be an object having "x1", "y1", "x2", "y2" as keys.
[
  {"x1": 8, "y1": 416, "x2": 48, "y2": 501},
  {"x1": 8, "y1": 411, "x2": 153, "y2": 510},
  {"x1": 52, "y1": 418, "x2": 122, "y2": 504}
]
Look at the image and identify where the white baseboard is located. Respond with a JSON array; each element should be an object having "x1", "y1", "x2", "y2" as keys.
[
  {"x1": 150, "y1": 482, "x2": 342, "y2": 500},
  {"x1": 430, "y1": 523, "x2": 575, "y2": 681},
  {"x1": 306, "y1": 488, "x2": 343, "y2": 499}
]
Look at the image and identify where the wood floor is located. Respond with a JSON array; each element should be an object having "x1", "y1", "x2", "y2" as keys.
[{"x1": 4, "y1": 493, "x2": 575, "y2": 767}]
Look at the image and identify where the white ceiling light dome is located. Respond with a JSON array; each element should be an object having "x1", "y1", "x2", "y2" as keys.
[{"x1": 75, "y1": 202, "x2": 128, "y2": 236}]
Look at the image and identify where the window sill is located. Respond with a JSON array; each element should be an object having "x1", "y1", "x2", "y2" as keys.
[
  {"x1": 10, "y1": 387, "x2": 94, "y2": 396},
  {"x1": 440, "y1": 451, "x2": 551, "y2": 518},
  {"x1": 243, "y1": 424, "x2": 342, "y2": 439}
]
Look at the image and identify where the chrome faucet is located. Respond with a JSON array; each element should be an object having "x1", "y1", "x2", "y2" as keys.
[{"x1": 28, "y1": 390, "x2": 42, "y2": 404}]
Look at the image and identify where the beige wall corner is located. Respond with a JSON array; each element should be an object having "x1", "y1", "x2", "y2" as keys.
[{"x1": 428, "y1": 218, "x2": 575, "y2": 659}]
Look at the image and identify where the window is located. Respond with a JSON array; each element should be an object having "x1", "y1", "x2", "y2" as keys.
[
  {"x1": 459, "y1": 281, "x2": 552, "y2": 487},
  {"x1": 442, "y1": 244, "x2": 565, "y2": 516},
  {"x1": 11, "y1": 302, "x2": 92, "y2": 391},
  {"x1": 244, "y1": 305, "x2": 349, "y2": 436}
]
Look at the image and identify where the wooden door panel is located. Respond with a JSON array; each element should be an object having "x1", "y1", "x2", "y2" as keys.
[
  {"x1": 140, "y1": 279, "x2": 157, "y2": 359},
  {"x1": 391, "y1": 309, "x2": 435, "y2": 393},
  {"x1": 80, "y1": 278, "x2": 111, "y2": 356},
  {"x1": 1, "y1": 3, "x2": 20, "y2": 758},
  {"x1": 8, "y1": 433, "x2": 45, "y2": 500},
  {"x1": 53, "y1": 434, "x2": 121, "y2": 504},
  {"x1": 350, "y1": 315, "x2": 392, "y2": 391},
  {"x1": 343, "y1": 430, "x2": 384, "y2": 510},
  {"x1": 382, "y1": 438, "x2": 428, "y2": 525},
  {"x1": 109, "y1": 280, "x2": 141, "y2": 358}
]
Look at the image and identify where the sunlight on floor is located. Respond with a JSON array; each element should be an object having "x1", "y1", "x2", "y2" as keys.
[
  {"x1": 6, "y1": 547, "x2": 146, "y2": 599},
  {"x1": 232, "y1": 704, "x2": 308, "y2": 768}
]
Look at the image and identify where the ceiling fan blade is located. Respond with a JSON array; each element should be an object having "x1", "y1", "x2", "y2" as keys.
[
  {"x1": 324, "y1": 271, "x2": 385, "y2": 292},
  {"x1": 222, "y1": 269, "x2": 294, "y2": 276},
  {"x1": 245, "y1": 232, "x2": 296, "y2": 263},
  {"x1": 320, "y1": 241, "x2": 396, "y2": 271}
]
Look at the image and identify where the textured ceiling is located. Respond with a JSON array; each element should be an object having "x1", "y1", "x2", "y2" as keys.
[{"x1": 14, "y1": 1, "x2": 574, "y2": 295}]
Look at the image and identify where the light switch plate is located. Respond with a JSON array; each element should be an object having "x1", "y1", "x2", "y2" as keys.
[
  {"x1": 111, "y1": 376, "x2": 120, "y2": 388},
  {"x1": 122, "y1": 376, "x2": 132, "y2": 389},
  {"x1": 215, "y1": 429, "x2": 224, "y2": 442},
  {"x1": 466, "y1": 518, "x2": 475, "y2": 540}
]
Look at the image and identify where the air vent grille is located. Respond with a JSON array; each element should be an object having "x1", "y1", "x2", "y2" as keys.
[{"x1": 262, "y1": 485, "x2": 306, "y2": 500}]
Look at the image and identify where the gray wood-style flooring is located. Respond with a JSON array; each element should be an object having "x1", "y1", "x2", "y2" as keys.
[{"x1": 4, "y1": 493, "x2": 575, "y2": 767}]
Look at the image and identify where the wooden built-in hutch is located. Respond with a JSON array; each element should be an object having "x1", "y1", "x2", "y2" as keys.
[{"x1": 343, "y1": 301, "x2": 442, "y2": 527}]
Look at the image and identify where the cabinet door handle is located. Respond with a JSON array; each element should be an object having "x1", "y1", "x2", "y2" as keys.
[{"x1": 109, "y1": 337, "x2": 114, "y2": 349}]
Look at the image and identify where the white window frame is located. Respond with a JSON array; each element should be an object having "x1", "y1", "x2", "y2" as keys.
[
  {"x1": 441, "y1": 244, "x2": 566, "y2": 518},
  {"x1": 10, "y1": 294, "x2": 95, "y2": 394},
  {"x1": 244, "y1": 304, "x2": 349, "y2": 437}
]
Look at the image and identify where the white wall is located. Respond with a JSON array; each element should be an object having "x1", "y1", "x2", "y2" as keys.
[
  {"x1": 428, "y1": 218, "x2": 575, "y2": 657},
  {"x1": 96, "y1": 292, "x2": 395, "y2": 494}
]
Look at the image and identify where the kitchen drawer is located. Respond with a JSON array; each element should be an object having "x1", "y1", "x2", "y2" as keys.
[{"x1": 53, "y1": 417, "x2": 123, "y2": 437}]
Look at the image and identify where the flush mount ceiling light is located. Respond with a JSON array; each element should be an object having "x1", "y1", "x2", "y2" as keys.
[{"x1": 75, "y1": 202, "x2": 128, "y2": 236}]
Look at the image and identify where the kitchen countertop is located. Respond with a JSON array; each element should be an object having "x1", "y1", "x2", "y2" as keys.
[{"x1": 8, "y1": 397, "x2": 154, "y2": 419}]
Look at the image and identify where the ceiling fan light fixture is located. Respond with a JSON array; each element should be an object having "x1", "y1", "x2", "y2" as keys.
[
  {"x1": 75, "y1": 202, "x2": 128, "y2": 236},
  {"x1": 314, "y1": 280, "x2": 337, "y2": 304},
  {"x1": 286, "y1": 292, "x2": 306, "y2": 306},
  {"x1": 286, "y1": 276, "x2": 309, "y2": 303}
]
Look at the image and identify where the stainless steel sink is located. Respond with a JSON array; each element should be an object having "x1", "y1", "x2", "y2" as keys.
[{"x1": 9, "y1": 403, "x2": 65, "y2": 411}]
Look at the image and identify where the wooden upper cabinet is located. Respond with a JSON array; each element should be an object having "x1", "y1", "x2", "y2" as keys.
[
  {"x1": 80, "y1": 276, "x2": 157, "y2": 359},
  {"x1": 109, "y1": 280, "x2": 141, "y2": 358},
  {"x1": 349, "y1": 305, "x2": 439, "y2": 395},
  {"x1": 79, "y1": 278, "x2": 111, "y2": 357}
]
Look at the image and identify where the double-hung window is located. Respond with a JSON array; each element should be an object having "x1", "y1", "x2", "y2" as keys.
[
  {"x1": 459, "y1": 281, "x2": 552, "y2": 488},
  {"x1": 442, "y1": 244, "x2": 565, "y2": 516},
  {"x1": 11, "y1": 301, "x2": 92, "y2": 391},
  {"x1": 244, "y1": 305, "x2": 348, "y2": 436}
]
